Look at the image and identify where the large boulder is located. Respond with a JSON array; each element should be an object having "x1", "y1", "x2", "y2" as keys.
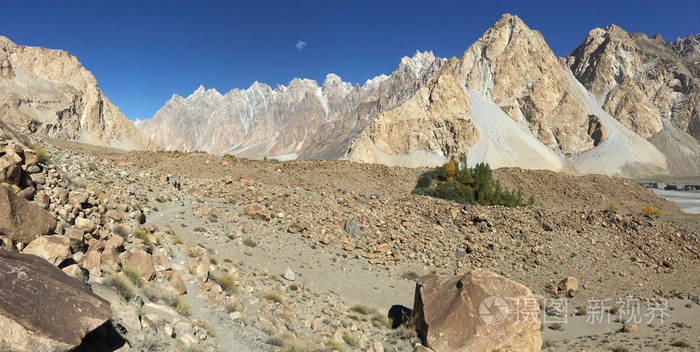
[
  {"x1": 22, "y1": 235, "x2": 71, "y2": 266},
  {"x1": 0, "y1": 249, "x2": 112, "y2": 351},
  {"x1": 0, "y1": 186, "x2": 57, "y2": 244},
  {"x1": 187, "y1": 256, "x2": 210, "y2": 282},
  {"x1": 125, "y1": 250, "x2": 154, "y2": 280},
  {"x1": 413, "y1": 269, "x2": 541, "y2": 352}
]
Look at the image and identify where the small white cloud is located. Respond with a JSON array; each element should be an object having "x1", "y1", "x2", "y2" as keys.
[{"x1": 296, "y1": 40, "x2": 307, "y2": 50}]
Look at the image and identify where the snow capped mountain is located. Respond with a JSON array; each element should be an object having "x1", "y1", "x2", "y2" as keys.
[{"x1": 138, "y1": 51, "x2": 445, "y2": 158}]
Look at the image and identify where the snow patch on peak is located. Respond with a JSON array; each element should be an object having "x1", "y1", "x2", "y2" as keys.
[
  {"x1": 363, "y1": 74, "x2": 389, "y2": 88},
  {"x1": 399, "y1": 50, "x2": 439, "y2": 78},
  {"x1": 316, "y1": 87, "x2": 329, "y2": 115}
]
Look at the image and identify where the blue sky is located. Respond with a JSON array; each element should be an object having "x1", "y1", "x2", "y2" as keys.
[{"x1": 1, "y1": 0, "x2": 698, "y2": 120}]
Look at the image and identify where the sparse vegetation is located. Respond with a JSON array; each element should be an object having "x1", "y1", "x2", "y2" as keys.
[
  {"x1": 642, "y1": 205, "x2": 662, "y2": 216},
  {"x1": 282, "y1": 339, "x2": 314, "y2": 352},
  {"x1": 140, "y1": 333, "x2": 167, "y2": 351},
  {"x1": 174, "y1": 296, "x2": 191, "y2": 316},
  {"x1": 349, "y1": 304, "x2": 373, "y2": 315},
  {"x1": 265, "y1": 335, "x2": 285, "y2": 347},
  {"x1": 413, "y1": 155, "x2": 531, "y2": 207},
  {"x1": 211, "y1": 272, "x2": 238, "y2": 294},
  {"x1": 30, "y1": 144, "x2": 50, "y2": 163},
  {"x1": 371, "y1": 314, "x2": 392, "y2": 329},
  {"x1": 106, "y1": 273, "x2": 135, "y2": 301},
  {"x1": 133, "y1": 229, "x2": 152, "y2": 246},
  {"x1": 671, "y1": 339, "x2": 691, "y2": 348},
  {"x1": 122, "y1": 266, "x2": 144, "y2": 287},
  {"x1": 324, "y1": 340, "x2": 344, "y2": 351},
  {"x1": 263, "y1": 291, "x2": 286, "y2": 304},
  {"x1": 342, "y1": 333, "x2": 360, "y2": 347},
  {"x1": 243, "y1": 238, "x2": 257, "y2": 247}
]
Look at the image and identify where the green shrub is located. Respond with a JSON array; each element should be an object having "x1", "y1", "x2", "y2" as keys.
[
  {"x1": 413, "y1": 155, "x2": 531, "y2": 207},
  {"x1": 31, "y1": 145, "x2": 50, "y2": 164}
]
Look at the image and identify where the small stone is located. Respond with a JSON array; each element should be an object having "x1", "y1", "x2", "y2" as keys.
[
  {"x1": 557, "y1": 277, "x2": 579, "y2": 297},
  {"x1": 229, "y1": 312, "x2": 242, "y2": 321},
  {"x1": 283, "y1": 267, "x2": 295, "y2": 281},
  {"x1": 543, "y1": 222, "x2": 555, "y2": 231},
  {"x1": 622, "y1": 324, "x2": 638, "y2": 333},
  {"x1": 74, "y1": 217, "x2": 95, "y2": 233}
]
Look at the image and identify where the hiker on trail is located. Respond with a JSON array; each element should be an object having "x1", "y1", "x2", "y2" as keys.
[
  {"x1": 176, "y1": 182, "x2": 181, "y2": 191},
  {"x1": 166, "y1": 174, "x2": 172, "y2": 184}
]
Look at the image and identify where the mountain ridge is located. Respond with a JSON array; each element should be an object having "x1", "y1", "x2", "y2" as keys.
[{"x1": 138, "y1": 14, "x2": 700, "y2": 177}]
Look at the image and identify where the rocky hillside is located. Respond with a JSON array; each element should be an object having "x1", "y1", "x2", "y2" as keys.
[{"x1": 0, "y1": 36, "x2": 154, "y2": 151}]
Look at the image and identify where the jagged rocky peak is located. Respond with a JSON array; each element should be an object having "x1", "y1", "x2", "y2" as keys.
[
  {"x1": 567, "y1": 23, "x2": 700, "y2": 141},
  {"x1": 671, "y1": 33, "x2": 700, "y2": 74},
  {"x1": 398, "y1": 50, "x2": 440, "y2": 76},
  {"x1": 450, "y1": 13, "x2": 600, "y2": 155}
]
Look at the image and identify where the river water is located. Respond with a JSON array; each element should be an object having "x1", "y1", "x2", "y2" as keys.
[{"x1": 653, "y1": 189, "x2": 700, "y2": 214}]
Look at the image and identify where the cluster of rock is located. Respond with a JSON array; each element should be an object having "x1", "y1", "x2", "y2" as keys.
[{"x1": 0, "y1": 137, "x2": 213, "y2": 351}]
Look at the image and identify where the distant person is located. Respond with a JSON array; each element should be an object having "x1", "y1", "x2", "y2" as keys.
[
  {"x1": 177, "y1": 182, "x2": 181, "y2": 191},
  {"x1": 166, "y1": 174, "x2": 172, "y2": 184}
]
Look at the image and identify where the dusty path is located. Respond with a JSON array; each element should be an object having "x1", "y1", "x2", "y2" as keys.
[{"x1": 149, "y1": 190, "x2": 418, "y2": 311}]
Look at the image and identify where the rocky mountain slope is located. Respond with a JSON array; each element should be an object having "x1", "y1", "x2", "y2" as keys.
[
  {"x1": 139, "y1": 15, "x2": 700, "y2": 178},
  {"x1": 0, "y1": 36, "x2": 154, "y2": 151},
  {"x1": 567, "y1": 25, "x2": 700, "y2": 175},
  {"x1": 671, "y1": 34, "x2": 700, "y2": 75}
]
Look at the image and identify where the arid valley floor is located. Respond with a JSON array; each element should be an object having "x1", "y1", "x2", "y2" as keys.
[{"x1": 2, "y1": 135, "x2": 694, "y2": 351}]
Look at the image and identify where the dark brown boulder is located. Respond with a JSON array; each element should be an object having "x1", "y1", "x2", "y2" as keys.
[
  {"x1": 0, "y1": 249, "x2": 112, "y2": 351},
  {"x1": 0, "y1": 185, "x2": 57, "y2": 244},
  {"x1": 413, "y1": 269, "x2": 541, "y2": 352}
]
